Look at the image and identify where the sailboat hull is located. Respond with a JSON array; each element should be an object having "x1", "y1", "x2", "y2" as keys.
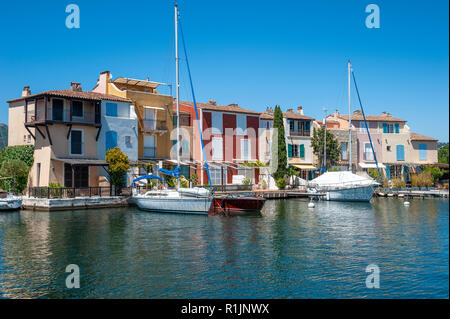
[
  {"x1": 324, "y1": 185, "x2": 375, "y2": 202},
  {"x1": 133, "y1": 196, "x2": 212, "y2": 215}
]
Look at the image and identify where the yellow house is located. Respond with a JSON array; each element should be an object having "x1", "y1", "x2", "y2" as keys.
[{"x1": 93, "y1": 71, "x2": 173, "y2": 163}]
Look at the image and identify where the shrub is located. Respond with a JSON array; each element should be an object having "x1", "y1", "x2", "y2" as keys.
[
  {"x1": 0, "y1": 145, "x2": 34, "y2": 167},
  {"x1": 105, "y1": 147, "x2": 130, "y2": 194},
  {"x1": 165, "y1": 176, "x2": 176, "y2": 188},
  {"x1": 276, "y1": 177, "x2": 287, "y2": 189},
  {"x1": 189, "y1": 174, "x2": 198, "y2": 186},
  {"x1": 180, "y1": 176, "x2": 189, "y2": 188},
  {"x1": 243, "y1": 177, "x2": 251, "y2": 185},
  {"x1": 0, "y1": 159, "x2": 30, "y2": 193},
  {"x1": 391, "y1": 177, "x2": 406, "y2": 188}
]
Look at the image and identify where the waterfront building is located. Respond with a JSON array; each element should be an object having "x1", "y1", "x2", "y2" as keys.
[
  {"x1": 7, "y1": 82, "x2": 135, "y2": 188},
  {"x1": 92, "y1": 71, "x2": 173, "y2": 167},
  {"x1": 175, "y1": 100, "x2": 261, "y2": 186},
  {"x1": 326, "y1": 110, "x2": 439, "y2": 180},
  {"x1": 259, "y1": 106, "x2": 317, "y2": 181}
]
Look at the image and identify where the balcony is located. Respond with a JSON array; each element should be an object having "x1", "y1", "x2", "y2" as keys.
[
  {"x1": 289, "y1": 130, "x2": 310, "y2": 137},
  {"x1": 26, "y1": 110, "x2": 101, "y2": 127},
  {"x1": 142, "y1": 119, "x2": 167, "y2": 132}
]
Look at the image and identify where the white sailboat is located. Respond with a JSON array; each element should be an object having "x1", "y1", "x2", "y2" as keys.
[
  {"x1": 308, "y1": 61, "x2": 379, "y2": 202},
  {"x1": 133, "y1": 4, "x2": 212, "y2": 214}
]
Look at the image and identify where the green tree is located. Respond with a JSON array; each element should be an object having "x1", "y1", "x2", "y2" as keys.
[
  {"x1": 423, "y1": 165, "x2": 444, "y2": 183},
  {"x1": 0, "y1": 145, "x2": 34, "y2": 167},
  {"x1": 438, "y1": 144, "x2": 449, "y2": 164},
  {"x1": 271, "y1": 105, "x2": 287, "y2": 181},
  {"x1": 0, "y1": 159, "x2": 30, "y2": 193},
  {"x1": 311, "y1": 127, "x2": 341, "y2": 168},
  {"x1": 105, "y1": 147, "x2": 130, "y2": 194}
]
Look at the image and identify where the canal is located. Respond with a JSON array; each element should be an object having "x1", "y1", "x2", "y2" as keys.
[{"x1": 0, "y1": 198, "x2": 448, "y2": 298}]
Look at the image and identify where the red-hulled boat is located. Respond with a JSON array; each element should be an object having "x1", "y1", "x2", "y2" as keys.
[{"x1": 210, "y1": 195, "x2": 266, "y2": 215}]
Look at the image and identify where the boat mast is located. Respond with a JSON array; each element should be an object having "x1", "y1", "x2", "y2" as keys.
[
  {"x1": 347, "y1": 60, "x2": 352, "y2": 172},
  {"x1": 175, "y1": 4, "x2": 181, "y2": 188},
  {"x1": 323, "y1": 107, "x2": 327, "y2": 170}
]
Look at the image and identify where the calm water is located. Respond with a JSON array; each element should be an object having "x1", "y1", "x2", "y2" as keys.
[{"x1": 0, "y1": 198, "x2": 448, "y2": 299}]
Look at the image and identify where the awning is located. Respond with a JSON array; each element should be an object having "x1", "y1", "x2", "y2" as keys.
[
  {"x1": 143, "y1": 105, "x2": 165, "y2": 111},
  {"x1": 292, "y1": 164, "x2": 317, "y2": 170},
  {"x1": 53, "y1": 158, "x2": 108, "y2": 166},
  {"x1": 359, "y1": 162, "x2": 386, "y2": 169}
]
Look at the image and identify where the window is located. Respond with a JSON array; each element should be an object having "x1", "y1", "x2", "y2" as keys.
[
  {"x1": 72, "y1": 101, "x2": 83, "y2": 117},
  {"x1": 396, "y1": 145, "x2": 405, "y2": 161},
  {"x1": 383, "y1": 123, "x2": 394, "y2": 133},
  {"x1": 209, "y1": 167, "x2": 223, "y2": 185},
  {"x1": 266, "y1": 121, "x2": 270, "y2": 129},
  {"x1": 105, "y1": 131, "x2": 118, "y2": 152},
  {"x1": 394, "y1": 123, "x2": 399, "y2": 133},
  {"x1": 125, "y1": 136, "x2": 131, "y2": 145},
  {"x1": 291, "y1": 144, "x2": 299, "y2": 157},
  {"x1": 340, "y1": 142, "x2": 348, "y2": 160},
  {"x1": 23, "y1": 135, "x2": 26, "y2": 142},
  {"x1": 211, "y1": 112, "x2": 223, "y2": 134},
  {"x1": 144, "y1": 135, "x2": 156, "y2": 158},
  {"x1": 363, "y1": 143, "x2": 374, "y2": 161},
  {"x1": 27, "y1": 135, "x2": 31, "y2": 143},
  {"x1": 387, "y1": 145, "x2": 391, "y2": 151},
  {"x1": 64, "y1": 163, "x2": 89, "y2": 188},
  {"x1": 419, "y1": 144, "x2": 427, "y2": 160},
  {"x1": 52, "y1": 99, "x2": 64, "y2": 121},
  {"x1": 241, "y1": 139, "x2": 251, "y2": 160},
  {"x1": 106, "y1": 103, "x2": 118, "y2": 117},
  {"x1": 289, "y1": 120, "x2": 294, "y2": 131},
  {"x1": 212, "y1": 137, "x2": 223, "y2": 160},
  {"x1": 359, "y1": 121, "x2": 365, "y2": 132},
  {"x1": 70, "y1": 130, "x2": 83, "y2": 155},
  {"x1": 236, "y1": 114, "x2": 247, "y2": 135},
  {"x1": 36, "y1": 163, "x2": 41, "y2": 186}
]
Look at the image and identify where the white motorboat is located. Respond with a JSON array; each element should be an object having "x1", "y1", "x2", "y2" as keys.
[
  {"x1": 308, "y1": 171, "x2": 379, "y2": 202},
  {"x1": 133, "y1": 188, "x2": 212, "y2": 215},
  {"x1": 0, "y1": 194, "x2": 22, "y2": 211}
]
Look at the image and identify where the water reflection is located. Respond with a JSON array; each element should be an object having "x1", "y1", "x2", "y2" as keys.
[{"x1": 0, "y1": 198, "x2": 448, "y2": 298}]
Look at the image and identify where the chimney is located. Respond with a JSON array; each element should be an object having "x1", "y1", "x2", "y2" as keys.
[
  {"x1": 93, "y1": 71, "x2": 111, "y2": 94},
  {"x1": 296, "y1": 106, "x2": 303, "y2": 115},
  {"x1": 22, "y1": 86, "x2": 31, "y2": 97},
  {"x1": 334, "y1": 109, "x2": 339, "y2": 118},
  {"x1": 387, "y1": 113, "x2": 392, "y2": 117},
  {"x1": 146, "y1": 77, "x2": 150, "y2": 81},
  {"x1": 70, "y1": 82, "x2": 82, "y2": 91},
  {"x1": 382, "y1": 111, "x2": 386, "y2": 115},
  {"x1": 286, "y1": 108, "x2": 293, "y2": 113},
  {"x1": 208, "y1": 100, "x2": 217, "y2": 105},
  {"x1": 228, "y1": 103, "x2": 238, "y2": 107}
]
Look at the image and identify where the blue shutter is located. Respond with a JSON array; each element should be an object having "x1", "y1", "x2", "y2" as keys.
[
  {"x1": 288, "y1": 144, "x2": 293, "y2": 157},
  {"x1": 394, "y1": 123, "x2": 399, "y2": 134},
  {"x1": 396, "y1": 145, "x2": 405, "y2": 161},
  {"x1": 300, "y1": 144, "x2": 305, "y2": 158},
  {"x1": 383, "y1": 123, "x2": 388, "y2": 133},
  {"x1": 419, "y1": 144, "x2": 427, "y2": 160},
  {"x1": 385, "y1": 165, "x2": 391, "y2": 181},
  {"x1": 106, "y1": 103, "x2": 118, "y2": 117},
  {"x1": 106, "y1": 131, "x2": 117, "y2": 152}
]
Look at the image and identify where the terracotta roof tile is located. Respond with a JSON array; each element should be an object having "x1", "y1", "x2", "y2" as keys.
[
  {"x1": 410, "y1": 133, "x2": 438, "y2": 141},
  {"x1": 338, "y1": 114, "x2": 406, "y2": 123},
  {"x1": 178, "y1": 101, "x2": 261, "y2": 115},
  {"x1": 8, "y1": 90, "x2": 131, "y2": 103},
  {"x1": 283, "y1": 111, "x2": 315, "y2": 120}
]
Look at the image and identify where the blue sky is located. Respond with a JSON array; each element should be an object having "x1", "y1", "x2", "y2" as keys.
[{"x1": 0, "y1": 0, "x2": 448, "y2": 141}]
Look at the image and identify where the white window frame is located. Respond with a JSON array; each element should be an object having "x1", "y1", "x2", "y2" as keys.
[
  {"x1": 240, "y1": 138, "x2": 251, "y2": 160},
  {"x1": 69, "y1": 128, "x2": 84, "y2": 156},
  {"x1": 363, "y1": 142, "x2": 374, "y2": 161},
  {"x1": 212, "y1": 137, "x2": 223, "y2": 160}
]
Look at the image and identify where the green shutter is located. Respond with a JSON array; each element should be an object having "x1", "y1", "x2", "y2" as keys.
[
  {"x1": 288, "y1": 144, "x2": 293, "y2": 157},
  {"x1": 305, "y1": 121, "x2": 310, "y2": 131},
  {"x1": 300, "y1": 144, "x2": 305, "y2": 158}
]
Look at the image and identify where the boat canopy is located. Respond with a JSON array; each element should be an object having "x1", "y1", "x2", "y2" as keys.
[
  {"x1": 310, "y1": 171, "x2": 378, "y2": 187},
  {"x1": 158, "y1": 166, "x2": 181, "y2": 178},
  {"x1": 132, "y1": 175, "x2": 164, "y2": 183}
]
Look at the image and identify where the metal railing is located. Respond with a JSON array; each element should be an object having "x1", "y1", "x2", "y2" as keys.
[
  {"x1": 289, "y1": 130, "x2": 310, "y2": 137},
  {"x1": 28, "y1": 186, "x2": 132, "y2": 198},
  {"x1": 143, "y1": 119, "x2": 167, "y2": 131},
  {"x1": 26, "y1": 110, "x2": 100, "y2": 125}
]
